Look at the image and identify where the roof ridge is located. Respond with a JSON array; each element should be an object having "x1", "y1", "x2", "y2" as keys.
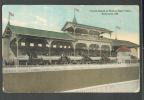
[
  {"x1": 9, "y1": 24, "x2": 68, "y2": 34},
  {"x1": 67, "y1": 21, "x2": 112, "y2": 32},
  {"x1": 7, "y1": 24, "x2": 74, "y2": 41}
]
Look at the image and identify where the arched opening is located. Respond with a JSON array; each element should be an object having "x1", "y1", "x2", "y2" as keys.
[
  {"x1": 89, "y1": 44, "x2": 100, "y2": 57},
  {"x1": 89, "y1": 30, "x2": 100, "y2": 36},
  {"x1": 51, "y1": 40, "x2": 73, "y2": 56},
  {"x1": 101, "y1": 45, "x2": 110, "y2": 57},
  {"x1": 75, "y1": 43, "x2": 87, "y2": 56},
  {"x1": 18, "y1": 37, "x2": 48, "y2": 58},
  {"x1": 75, "y1": 28, "x2": 88, "y2": 35}
]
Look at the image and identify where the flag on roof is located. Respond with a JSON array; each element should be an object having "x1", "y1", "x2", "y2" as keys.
[
  {"x1": 115, "y1": 26, "x2": 120, "y2": 30},
  {"x1": 116, "y1": 46, "x2": 131, "y2": 52},
  {"x1": 9, "y1": 12, "x2": 14, "y2": 16},
  {"x1": 74, "y1": 8, "x2": 79, "y2": 12}
]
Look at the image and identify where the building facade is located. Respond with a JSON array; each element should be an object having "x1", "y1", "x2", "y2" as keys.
[{"x1": 2, "y1": 19, "x2": 139, "y2": 65}]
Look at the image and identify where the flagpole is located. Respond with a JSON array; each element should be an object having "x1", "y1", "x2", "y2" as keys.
[
  {"x1": 74, "y1": 8, "x2": 75, "y2": 18},
  {"x1": 8, "y1": 12, "x2": 14, "y2": 25},
  {"x1": 73, "y1": 8, "x2": 76, "y2": 57},
  {"x1": 115, "y1": 26, "x2": 118, "y2": 40},
  {"x1": 17, "y1": 38, "x2": 19, "y2": 67},
  {"x1": 8, "y1": 13, "x2": 10, "y2": 24},
  {"x1": 115, "y1": 27, "x2": 117, "y2": 40},
  {"x1": 115, "y1": 33, "x2": 117, "y2": 40}
]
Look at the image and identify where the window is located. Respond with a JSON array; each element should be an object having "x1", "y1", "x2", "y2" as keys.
[
  {"x1": 122, "y1": 52, "x2": 130, "y2": 56},
  {"x1": 21, "y1": 42, "x2": 25, "y2": 46},
  {"x1": 101, "y1": 45, "x2": 110, "y2": 51},
  {"x1": 46, "y1": 44, "x2": 49, "y2": 47},
  {"x1": 30, "y1": 43, "x2": 34, "y2": 47},
  {"x1": 64, "y1": 46, "x2": 67, "y2": 48},
  {"x1": 83, "y1": 47, "x2": 86, "y2": 49},
  {"x1": 38, "y1": 44, "x2": 42, "y2": 47},
  {"x1": 53, "y1": 45, "x2": 56, "y2": 48},
  {"x1": 60, "y1": 45, "x2": 63, "y2": 48}
]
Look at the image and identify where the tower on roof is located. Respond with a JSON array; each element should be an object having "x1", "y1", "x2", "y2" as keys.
[
  {"x1": 73, "y1": 8, "x2": 79, "y2": 24},
  {"x1": 8, "y1": 12, "x2": 14, "y2": 25},
  {"x1": 73, "y1": 15, "x2": 77, "y2": 23},
  {"x1": 115, "y1": 26, "x2": 120, "y2": 40}
]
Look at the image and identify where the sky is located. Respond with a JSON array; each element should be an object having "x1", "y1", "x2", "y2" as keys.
[{"x1": 2, "y1": 5, "x2": 139, "y2": 44}]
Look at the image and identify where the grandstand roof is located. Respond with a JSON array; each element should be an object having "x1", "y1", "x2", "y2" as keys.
[
  {"x1": 116, "y1": 46, "x2": 131, "y2": 52},
  {"x1": 62, "y1": 21, "x2": 113, "y2": 34},
  {"x1": 111, "y1": 39, "x2": 139, "y2": 48},
  {"x1": 6, "y1": 24, "x2": 74, "y2": 41},
  {"x1": 3, "y1": 24, "x2": 139, "y2": 48}
]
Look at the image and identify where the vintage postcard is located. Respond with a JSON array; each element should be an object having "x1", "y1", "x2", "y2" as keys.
[{"x1": 2, "y1": 5, "x2": 140, "y2": 93}]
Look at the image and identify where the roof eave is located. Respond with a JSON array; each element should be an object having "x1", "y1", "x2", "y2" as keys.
[
  {"x1": 61, "y1": 22, "x2": 69, "y2": 31},
  {"x1": 16, "y1": 34, "x2": 74, "y2": 41}
]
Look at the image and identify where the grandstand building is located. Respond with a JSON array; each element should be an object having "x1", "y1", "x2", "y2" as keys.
[{"x1": 2, "y1": 17, "x2": 139, "y2": 65}]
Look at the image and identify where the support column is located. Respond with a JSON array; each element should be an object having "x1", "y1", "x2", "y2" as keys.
[
  {"x1": 87, "y1": 43, "x2": 90, "y2": 57},
  {"x1": 99, "y1": 41, "x2": 102, "y2": 57},
  {"x1": 73, "y1": 26, "x2": 76, "y2": 40},
  {"x1": 72, "y1": 42, "x2": 76, "y2": 56},
  {"x1": 135, "y1": 47, "x2": 138, "y2": 58},
  {"x1": 100, "y1": 45, "x2": 102, "y2": 57},
  {"x1": 8, "y1": 37, "x2": 10, "y2": 62},
  {"x1": 87, "y1": 29, "x2": 90, "y2": 36},
  {"x1": 99, "y1": 36, "x2": 102, "y2": 57},
  {"x1": 47, "y1": 40, "x2": 53, "y2": 56},
  {"x1": 88, "y1": 48, "x2": 89, "y2": 57},
  {"x1": 47, "y1": 40, "x2": 53, "y2": 64},
  {"x1": 109, "y1": 45, "x2": 112, "y2": 57},
  {"x1": 16, "y1": 37, "x2": 19, "y2": 66}
]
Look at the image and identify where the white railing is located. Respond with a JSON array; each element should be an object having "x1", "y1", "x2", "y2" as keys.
[
  {"x1": 74, "y1": 35, "x2": 111, "y2": 42},
  {"x1": 15, "y1": 55, "x2": 29, "y2": 60},
  {"x1": 37, "y1": 56, "x2": 60, "y2": 60},
  {"x1": 3, "y1": 63, "x2": 139, "y2": 74},
  {"x1": 63, "y1": 80, "x2": 139, "y2": 93},
  {"x1": 109, "y1": 57, "x2": 117, "y2": 60},
  {"x1": 90, "y1": 57, "x2": 101, "y2": 60},
  {"x1": 68, "y1": 56, "x2": 83, "y2": 60}
]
